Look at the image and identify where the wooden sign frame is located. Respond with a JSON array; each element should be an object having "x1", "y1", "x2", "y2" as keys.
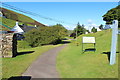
[{"x1": 82, "y1": 37, "x2": 96, "y2": 53}]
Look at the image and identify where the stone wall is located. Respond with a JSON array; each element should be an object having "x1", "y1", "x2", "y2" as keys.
[{"x1": 0, "y1": 33, "x2": 17, "y2": 58}]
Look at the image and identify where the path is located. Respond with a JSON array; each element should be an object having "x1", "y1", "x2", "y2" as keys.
[{"x1": 22, "y1": 44, "x2": 66, "y2": 78}]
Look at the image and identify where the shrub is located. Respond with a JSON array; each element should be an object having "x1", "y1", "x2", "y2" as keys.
[
  {"x1": 24, "y1": 25, "x2": 67, "y2": 47},
  {"x1": 91, "y1": 27, "x2": 97, "y2": 33}
]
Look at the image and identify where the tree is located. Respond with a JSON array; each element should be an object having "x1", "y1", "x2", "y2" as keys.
[
  {"x1": 52, "y1": 24, "x2": 68, "y2": 38},
  {"x1": 86, "y1": 30, "x2": 90, "y2": 33},
  {"x1": 103, "y1": 5, "x2": 120, "y2": 28},
  {"x1": 73, "y1": 22, "x2": 87, "y2": 37},
  {"x1": 91, "y1": 27, "x2": 97, "y2": 33},
  {"x1": 99, "y1": 24, "x2": 103, "y2": 30}
]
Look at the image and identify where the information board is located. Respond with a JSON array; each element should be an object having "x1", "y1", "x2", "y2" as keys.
[{"x1": 82, "y1": 37, "x2": 95, "y2": 43}]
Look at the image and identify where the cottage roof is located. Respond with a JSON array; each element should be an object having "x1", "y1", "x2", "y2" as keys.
[
  {"x1": 20, "y1": 25, "x2": 37, "y2": 32},
  {"x1": 11, "y1": 22, "x2": 24, "y2": 33}
]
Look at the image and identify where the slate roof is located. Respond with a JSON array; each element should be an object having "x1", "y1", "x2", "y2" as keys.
[{"x1": 19, "y1": 25, "x2": 37, "y2": 32}]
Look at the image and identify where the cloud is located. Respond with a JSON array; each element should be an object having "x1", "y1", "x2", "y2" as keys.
[
  {"x1": 87, "y1": 19, "x2": 99, "y2": 27},
  {"x1": 91, "y1": 23, "x2": 99, "y2": 27},
  {"x1": 86, "y1": 19, "x2": 101, "y2": 32},
  {"x1": 87, "y1": 19, "x2": 93, "y2": 24}
]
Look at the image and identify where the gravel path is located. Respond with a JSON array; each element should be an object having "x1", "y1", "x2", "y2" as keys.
[{"x1": 22, "y1": 45, "x2": 66, "y2": 78}]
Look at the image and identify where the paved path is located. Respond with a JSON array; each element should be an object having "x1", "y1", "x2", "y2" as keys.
[{"x1": 22, "y1": 45, "x2": 66, "y2": 78}]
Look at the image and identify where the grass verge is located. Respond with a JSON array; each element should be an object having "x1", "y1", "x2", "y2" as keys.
[
  {"x1": 2, "y1": 40, "x2": 62, "y2": 78},
  {"x1": 57, "y1": 29, "x2": 118, "y2": 78}
]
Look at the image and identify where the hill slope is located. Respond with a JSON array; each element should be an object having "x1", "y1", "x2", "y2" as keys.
[{"x1": 1, "y1": 8, "x2": 45, "y2": 30}]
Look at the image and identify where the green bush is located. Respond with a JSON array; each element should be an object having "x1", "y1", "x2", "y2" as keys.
[
  {"x1": 17, "y1": 40, "x2": 31, "y2": 50},
  {"x1": 91, "y1": 27, "x2": 97, "y2": 33},
  {"x1": 24, "y1": 25, "x2": 67, "y2": 47}
]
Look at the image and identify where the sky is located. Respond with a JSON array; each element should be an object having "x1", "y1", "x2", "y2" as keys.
[
  {"x1": 2, "y1": 2, "x2": 118, "y2": 30},
  {"x1": 1, "y1": 0, "x2": 119, "y2": 2}
]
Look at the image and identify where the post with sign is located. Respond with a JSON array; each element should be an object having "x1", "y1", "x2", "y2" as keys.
[
  {"x1": 110, "y1": 20, "x2": 118, "y2": 65},
  {"x1": 82, "y1": 37, "x2": 96, "y2": 53}
]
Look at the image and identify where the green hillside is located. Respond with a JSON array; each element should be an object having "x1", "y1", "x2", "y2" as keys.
[
  {"x1": 2, "y1": 8, "x2": 34, "y2": 23},
  {"x1": 1, "y1": 17, "x2": 32, "y2": 31},
  {"x1": 57, "y1": 29, "x2": 119, "y2": 78},
  {"x1": 1, "y1": 17, "x2": 16, "y2": 31},
  {"x1": 1, "y1": 8, "x2": 45, "y2": 30}
]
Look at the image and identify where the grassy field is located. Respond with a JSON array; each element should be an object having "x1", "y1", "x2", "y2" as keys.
[
  {"x1": 2, "y1": 8, "x2": 35, "y2": 24},
  {"x1": 1, "y1": 17, "x2": 34, "y2": 31},
  {"x1": 2, "y1": 40, "x2": 61, "y2": 78},
  {"x1": 57, "y1": 29, "x2": 118, "y2": 78},
  {"x1": 1, "y1": 8, "x2": 45, "y2": 30}
]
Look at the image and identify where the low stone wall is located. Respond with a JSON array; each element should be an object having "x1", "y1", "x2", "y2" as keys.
[{"x1": 0, "y1": 33, "x2": 17, "y2": 58}]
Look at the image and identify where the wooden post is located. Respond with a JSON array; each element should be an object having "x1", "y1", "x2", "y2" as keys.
[{"x1": 110, "y1": 20, "x2": 118, "y2": 65}]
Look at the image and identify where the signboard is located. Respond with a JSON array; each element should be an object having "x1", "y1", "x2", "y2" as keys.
[{"x1": 82, "y1": 37, "x2": 95, "y2": 43}]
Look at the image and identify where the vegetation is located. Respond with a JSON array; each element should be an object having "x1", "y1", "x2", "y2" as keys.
[
  {"x1": 1, "y1": 17, "x2": 20, "y2": 31},
  {"x1": 2, "y1": 40, "x2": 62, "y2": 78},
  {"x1": 70, "y1": 22, "x2": 87, "y2": 38},
  {"x1": 1, "y1": 4, "x2": 119, "y2": 79},
  {"x1": 74, "y1": 23, "x2": 87, "y2": 36},
  {"x1": 99, "y1": 24, "x2": 103, "y2": 30},
  {"x1": 91, "y1": 27, "x2": 97, "y2": 33},
  {"x1": 103, "y1": 5, "x2": 120, "y2": 28},
  {"x1": 1, "y1": 8, "x2": 45, "y2": 29},
  {"x1": 57, "y1": 29, "x2": 118, "y2": 78},
  {"x1": 67, "y1": 30, "x2": 73, "y2": 36},
  {"x1": 17, "y1": 40, "x2": 31, "y2": 50},
  {"x1": 24, "y1": 24, "x2": 68, "y2": 47}
]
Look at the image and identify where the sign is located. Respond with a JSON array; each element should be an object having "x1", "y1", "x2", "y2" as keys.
[
  {"x1": 110, "y1": 20, "x2": 118, "y2": 65},
  {"x1": 82, "y1": 37, "x2": 95, "y2": 43},
  {"x1": 82, "y1": 37, "x2": 96, "y2": 53}
]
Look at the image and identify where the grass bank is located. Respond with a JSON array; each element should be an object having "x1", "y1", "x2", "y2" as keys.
[
  {"x1": 57, "y1": 29, "x2": 118, "y2": 78},
  {"x1": 2, "y1": 40, "x2": 62, "y2": 78}
]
